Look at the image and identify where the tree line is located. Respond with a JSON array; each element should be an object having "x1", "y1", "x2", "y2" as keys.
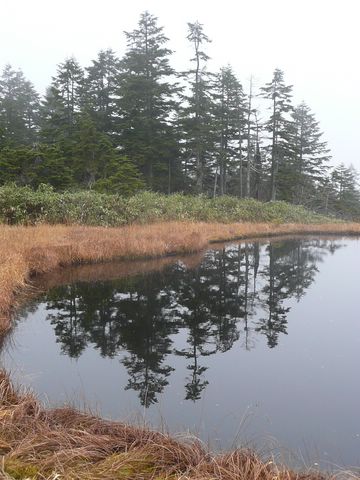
[{"x1": 0, "y1": 11, "x2": 359, "y2": 217}]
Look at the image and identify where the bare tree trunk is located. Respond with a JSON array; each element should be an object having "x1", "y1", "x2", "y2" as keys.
[
  {"x1": 213, "y1": 166, "x2": 218, "y2": 198},
  {"x1": 145, "y1": 20, "x2": 153, "y2": 189},
  {"x1": 269, "y1": 95, "x2": 277, "y2": 201},
  {"x1": 219, "y1": 72, "x2": 226, "y2": 196},
  {"x1": 239, "y1": 155, "x2": 243, "y2": 198},
  {"x1": 219, "y1": 154, "x2": 223, "y2": 196},
  {"x1": 253, "y1": 111, "x2": 262, "y2": 200},
  {"x1": 194, "y1": 39, "x2": 203, "y2": 194},
  {"x1": 168, "y1": 158, "x2": 171, "y2": 194},
  {"x1": 238, "y1": 127, "x2": 243, "y2": 198},
  {"x1": 246, "y1": 76, "x2": 253, "y2": 197}
]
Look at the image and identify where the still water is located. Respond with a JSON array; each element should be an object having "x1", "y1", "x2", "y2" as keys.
[{"x1": 2, "y1": 237, "x2": 360, "y2": 469}]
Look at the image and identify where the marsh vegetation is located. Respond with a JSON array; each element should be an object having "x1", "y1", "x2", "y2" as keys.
[{"x1": 2, "y1": 235, "x2": 360, "y2": 479}]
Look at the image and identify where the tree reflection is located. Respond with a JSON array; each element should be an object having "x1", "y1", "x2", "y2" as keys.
[
  {"x1": 46, "y1": 284, "x2": 88, "y2": 358},
  {"x1": 115, "y1": 275, "x2": 177, "y2": 407},
  {"x1": 41, "y1": 238, "x2": 342, "y2": 405}
]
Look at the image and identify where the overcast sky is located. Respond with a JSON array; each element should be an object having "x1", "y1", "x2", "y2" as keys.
[{"x1": 1, "y1": 0, "x2": 359, "y2": 169}]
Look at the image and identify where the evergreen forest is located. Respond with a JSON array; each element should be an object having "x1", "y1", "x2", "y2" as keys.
[{"x1": 1, "y1": 11, "x2": 359, "y2": 218}]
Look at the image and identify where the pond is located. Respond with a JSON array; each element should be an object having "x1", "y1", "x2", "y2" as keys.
[{"x1": 1, "y1": 236, "x2": 360, "y2": 470}]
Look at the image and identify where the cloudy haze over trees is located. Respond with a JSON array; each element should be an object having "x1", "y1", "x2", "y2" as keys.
[{"x1": 0, "y1": 8, "x2": 359, "y2": 217}]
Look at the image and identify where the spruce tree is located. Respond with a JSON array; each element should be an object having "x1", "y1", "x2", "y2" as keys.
[
  {"x1": 179, "y1": 21, "x2": 215, "y2": 194},
  {"x1": 0, "y1": 144, "x2": 72, "y2": 189},
  {"x1": 83, "y1": 49, "x2": 119, "y2": 137},
  {"x1": 0, "y1": 65, "x2": 40, "y2": 146},
  {"x1": 40, "y1": 58, "x2": 85, "y2": 185},
  {"x1": 331, "y1": 163, "x2": 360, "y2": 216},
  {"x1": 118, "y1": 11, "x2": 179, "y2": 190},
  {"x1": 212, "y1": 66, "x2": 246, "y2": 196},
  {"x1": 66, "y1": 113, "x2": 143, "y2": 194},
  {"x1": 261, "y1": 69, "x2": 293, "y2": 201},
  {"x1": 284, "y1": 102, "x2": 331, "y2": 204},
  {"x1": 41, "y1": 57, "x2": 84, "y2": 143},
  {"x1": 30, "y1": 144, "x2": 73, "y2": 189}
]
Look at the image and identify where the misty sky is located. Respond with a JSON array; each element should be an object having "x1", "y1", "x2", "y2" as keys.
[{"x1": 1, "y1": 0, "x2": 359, "y2": 169}]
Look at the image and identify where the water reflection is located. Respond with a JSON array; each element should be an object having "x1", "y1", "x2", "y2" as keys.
[{"x1": 24, "y1": 238, "x2": 343, "y2": 407}]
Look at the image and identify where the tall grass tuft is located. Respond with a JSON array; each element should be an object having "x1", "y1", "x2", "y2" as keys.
[{"x1": 0, "y1": 370, "x2": 345, "y2": 479}]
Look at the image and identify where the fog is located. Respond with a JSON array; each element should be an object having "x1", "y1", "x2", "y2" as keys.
[{"x1": 2, "y1": 0, "x2": 358, "y2": 168}]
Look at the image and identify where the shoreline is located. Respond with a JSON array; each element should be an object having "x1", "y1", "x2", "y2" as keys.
[
  {"x1": 0, "y1": 371, "x2": 351, "y2": 480},
  {"x1": 1, "y1": 221, "x2": 360, "y2": 479},
  {"x1": 2, "y1": 221, "x2": 360, "y2": 335}
]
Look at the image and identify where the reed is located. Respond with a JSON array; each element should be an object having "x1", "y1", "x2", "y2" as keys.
[
  {"x1": 2, "y1": 221, "x2": 360, "y2": 335},
  {"x1": 0, "y1": 370, "x2": 349, "y2": 480},
  {"x1": 1, "y1": 221, "x2": 360, "y2": 479}
]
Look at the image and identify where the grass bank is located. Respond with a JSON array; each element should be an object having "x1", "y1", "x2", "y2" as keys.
[
  {"x1": 0, "y1": 370, "x2": 353, "y2": 480},
  {"x1": 1, "y1": 213, "x2": 360, "y2": 479},
  {"x1": 2, "y1": 221, "x2": 360, "y2": 337}
]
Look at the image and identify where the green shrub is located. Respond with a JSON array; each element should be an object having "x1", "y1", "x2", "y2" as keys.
[{"x1": 0, "y1": 184, "x2": 334, "y2": 226}]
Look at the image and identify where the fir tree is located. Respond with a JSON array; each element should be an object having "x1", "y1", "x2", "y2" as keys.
[
  {"x1": 118, "y1": 11, "x2": 179, "y2": 190},
  {"x1": 261, "y1": 68, "x2": 293, "y2": 201},
  {"x1": 213, "y1": 66, "x2": 246, "y2": 196},
  {"x1": 0, "y1": 65, "x2": 40, "y2": 146},
  {"x1": 41, "y1": 57, "x2": 84, "y2": 143},
  {"x1": 63, "y1": 113, "x2": 143, "y2": 194},
  {"x1": 331, "y1": 163, "x2": 360, "y2": 216},
  {"x1": 0, "y1": 143, "x2": 72, "y2": 189},
  {"x1": 283, "y1": 102, "x2": 331, "y2": 204},
  {"x1": 83, "y1": 49, "x2": 120, "y2": 137},
  {"x1": 179, "y1": 21, "x2": 215, "y2": 194}
]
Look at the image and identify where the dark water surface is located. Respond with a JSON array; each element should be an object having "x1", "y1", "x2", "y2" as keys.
[{"x1": 2, "y1": 237, "x2": 360, "y2": 470}]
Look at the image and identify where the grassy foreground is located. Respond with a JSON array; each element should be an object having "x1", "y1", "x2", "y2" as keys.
[
  {"x1": 0, "y1": 370, "x2": 348, "y2": 480},
  {"x1": 1, "y1": 218, "x2": 360, "y2": 479}
]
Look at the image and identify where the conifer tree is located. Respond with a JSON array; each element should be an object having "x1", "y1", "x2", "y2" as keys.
[
  {"x1": 72, "y1": 113, "x2": 111, "y2": 187},
  {"x1": 331, "y1": 163, "x2": 360, "y2": 215},
  {"x1": 0, "y1": 144, "x2": 72, "y2": 189},
  {"x1": 41, "y1": 57, "x2": 84, "y2": 143},
  {"x1": 261, "y1": 69, "x2": 293, "y2": 201},
  {"x1": 30, "y1": 144, "x2": 73, "y2": 189},
  {"x1": 213, "y1": 66, "x2": 246, "y2": 196},
  {"x1": 83, "y1": 49, "x2": 119, "y2": 137},
  {"x1": 118, "y1": 11, "x2": 179, "y2": 190},
  {"x1": 179, "y1": 21, "x2": 215, "y2": 193},
  {"x1": 71, "y1": 113, "x2": 143, "y2": 194},
  {"x1": 283, "y1": 102, "x2": 331, "y2": 203},
  {"x1": 40, "y1": 58, "x2": 85, "y2": 185},
  {"x1": 0, "y1": 65, "x2": 40, "y2": 146}
]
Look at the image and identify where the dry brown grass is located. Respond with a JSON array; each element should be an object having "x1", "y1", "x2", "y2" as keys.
[
  {"x1": 1, "y1": 221, "x2": 360, "y2": 479},
  {"x1": 0, "y1": 370, "x2": 354, "y2": 480},
  {"x1": 2, "y1": 221, "x2": 360, "y2": 336}
]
